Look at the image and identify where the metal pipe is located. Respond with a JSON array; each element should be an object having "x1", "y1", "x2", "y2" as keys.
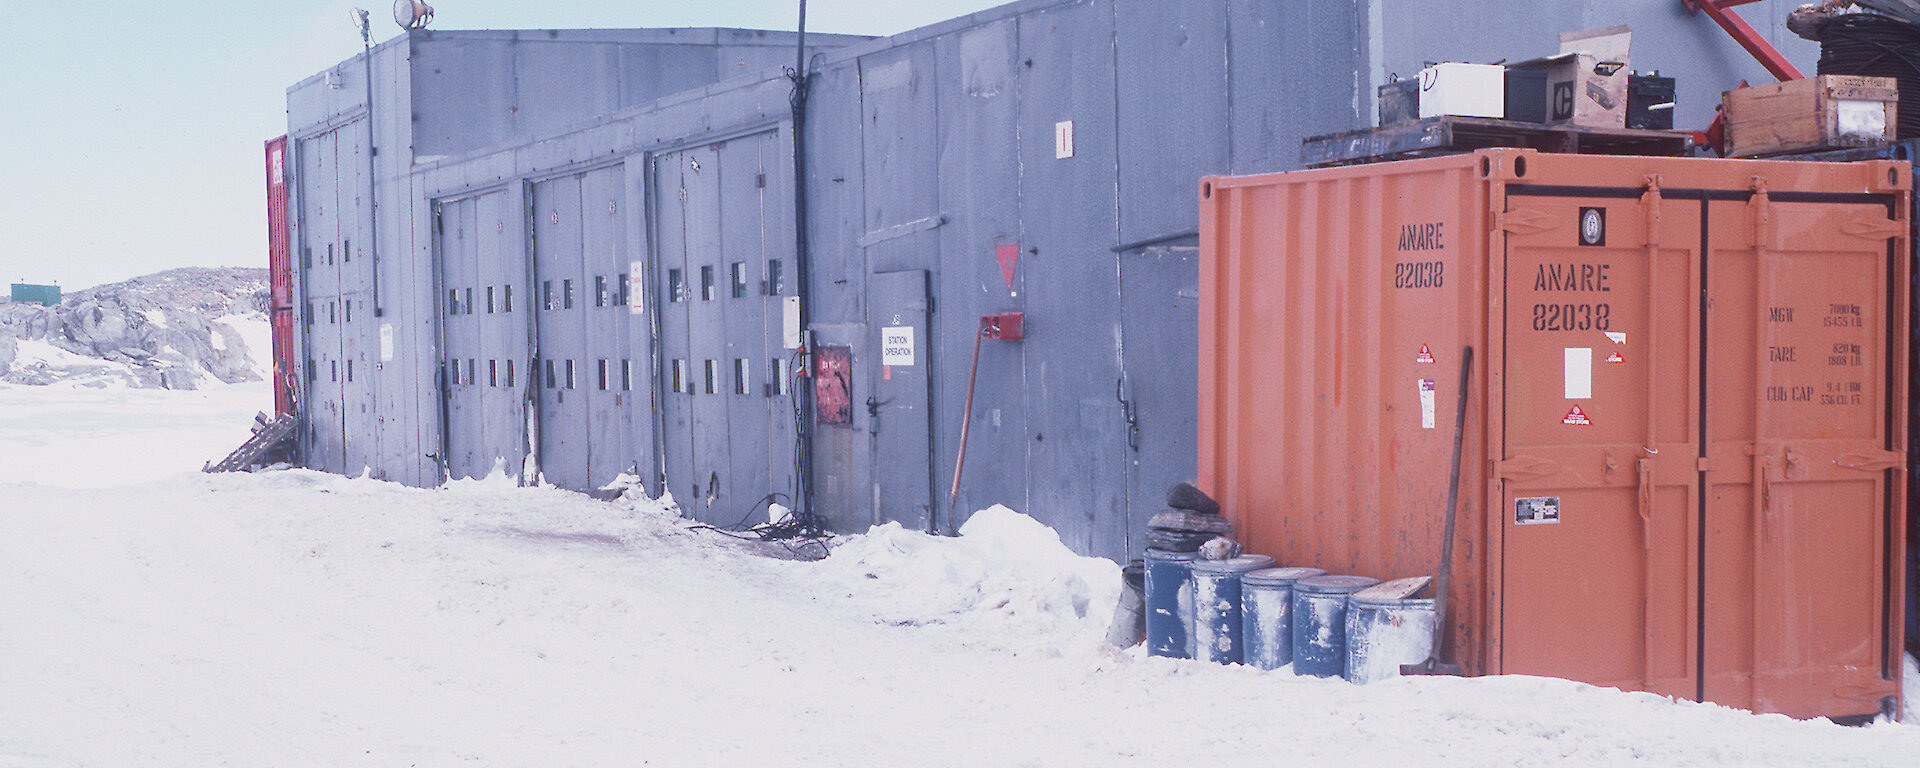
[
  {"x1": 359, "y1": 19, "x2": 385, "y2": 316},
  {"x1": 947, "y1": 320, "x2": 989, "y2": 519},
  {"x1": 791, "y1": 0, "x2": 819, "y2": 532}
]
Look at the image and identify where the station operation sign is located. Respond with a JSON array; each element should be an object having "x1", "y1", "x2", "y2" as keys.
[{"x1": 881, "y1": 325, "x2": 916, "y2": 366}]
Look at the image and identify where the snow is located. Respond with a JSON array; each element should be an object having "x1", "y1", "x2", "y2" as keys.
[{"x1": 1, "y1": 385, "x2": 1917, "y2": 766}]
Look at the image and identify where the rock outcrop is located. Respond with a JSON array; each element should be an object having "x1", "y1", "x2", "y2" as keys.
[{"x1": 0, "y1": 267, "x2": 270, "y2": 389}]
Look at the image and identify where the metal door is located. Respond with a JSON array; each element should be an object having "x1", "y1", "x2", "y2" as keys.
[
  {"x1": 296, "y1": 128, "x2": 346, "y2": 475},
  {"x1": 870, "y1": 269, "x2": 934, "y2": 531},
  {"x1": 1498, "y1": 186, "x2": 1699, "y2": 699},
  {"x1": 655, "y1": 152, "x2": 697, "y2": 509},
  {"x1": 474, "y1": 190, "x2": 530, "y2": 479},
  {"x1": 1701, "y1": 192, "x2": 1903, "y2": 718},
  {"x1": 1119, "y1": 243, "x2": 1201, "y2": 558},
  {"x1": 1499, "y1": 182, "x2": 1906, "y2": 718},
  {"x1": 652, "y1": 135, "x2": 795, "y2": 523},
  {"x1": 437, "y1": 196, "x2": 487, "y2": 479},
  {"x1": 531, "y1": 175, "x2": 591, "y2": 489},
  {"x1": 580, "y1": 165, "x2": 633, "y2": 488}
]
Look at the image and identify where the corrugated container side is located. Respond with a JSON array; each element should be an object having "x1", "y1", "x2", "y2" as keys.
[{"x1": 1198, "y1": 153, "x2": 1493, "y2": 673}]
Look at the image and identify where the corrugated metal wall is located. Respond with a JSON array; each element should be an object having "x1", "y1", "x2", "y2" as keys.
[{"x1": 286, "y1": 1, "x2": 1814, "y2": 560}]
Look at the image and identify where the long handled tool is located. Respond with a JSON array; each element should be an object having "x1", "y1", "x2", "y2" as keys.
[
  {"x1": 1403, "y1": 345, "x2": 1473, "y2": 677},
  {"x1": 947, "y1": 313, "x2": 1024, "y2": 532}
]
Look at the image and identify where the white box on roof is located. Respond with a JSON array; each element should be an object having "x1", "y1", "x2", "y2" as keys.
[{"x1": 1417, "y1": 62, "x2": 1506, "y2": 119}]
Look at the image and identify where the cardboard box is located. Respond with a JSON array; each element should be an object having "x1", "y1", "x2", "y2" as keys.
[
  {"x1": 1417, "y1": 63, "x2": 1505, "y2": 119},
  {"x1": 1722, "y1": 74, "x2": 1898, "y2": 157},
  {"x1": 1510, "y1": 26, "x2": 1632, "y2": 128}
]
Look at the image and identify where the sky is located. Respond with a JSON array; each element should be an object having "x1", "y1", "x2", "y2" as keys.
[{"x1": 0, "y1": 0, "x2": 1007, "y2": 292}]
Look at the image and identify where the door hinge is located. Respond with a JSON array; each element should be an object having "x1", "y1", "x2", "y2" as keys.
[
  {"x1": 1494, "y1": 456, "x2": 1562, "y2": 480},
  {"x1": 1834, "y1": 449, "x2": 1903, "y2": 471},
  {"x1": 1840, "y1": 216, "x2": 1903, "y2": 240},
  {"x1": 1496, "y1": 208, "x2": 1558, "y2": 235}
]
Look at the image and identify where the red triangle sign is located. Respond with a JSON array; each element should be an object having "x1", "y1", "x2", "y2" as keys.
[
  {"x1": 996, "y1": 243, "x2": 1021, "y2": 292},
  {"x1": 1562, "y1": 405, "x2": 1592, "y2": 426},
  {"x1": 1605, "y1": 351, "x2": 1625, "y2": 364},
  {"x1": 1416, "y1": 344, "x2": 1435, "y2": 364}
]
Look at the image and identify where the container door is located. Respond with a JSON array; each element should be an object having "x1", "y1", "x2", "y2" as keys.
[
  {"x1": 870, "y1": 270, "x2": 934, "y2": 531},
  {"x1": 1498, "y1": 188, "x2": 1700, "y2": 699},
  {"x1": 1701, "y1": 193, "x2": 1903, "y2": 718}
]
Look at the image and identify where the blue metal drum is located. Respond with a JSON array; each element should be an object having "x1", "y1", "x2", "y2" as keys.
[
  {"x1": 1240, "y1": 566, "x2": 1327, "y2": 670},
  {"x1": 1145, "y1": 549, "x2": 1199, "y2": 658},
  {"x1": 1190, "y1": 554, "x2": 1276, "y2": 664},
  {"x1": 1344, "y1": 589, "x2": 1436, "y2": 684},
  {"x1": 1290, "y1": 574, "x2": 1380, "y2": 678}
]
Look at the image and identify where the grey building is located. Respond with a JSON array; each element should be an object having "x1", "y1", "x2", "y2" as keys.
[{"x1": 283, "y1": 0, "x2": 1815, "y2": 560}]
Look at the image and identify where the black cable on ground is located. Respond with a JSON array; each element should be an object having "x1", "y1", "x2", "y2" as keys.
[{"x1": 1818, "y1": 13, "x2": 1920, "y2": 140}]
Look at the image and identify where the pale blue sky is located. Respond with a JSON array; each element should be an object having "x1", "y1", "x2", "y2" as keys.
[{"x1": 0, "y1": 1, "x2": 1007, "y2": 291}]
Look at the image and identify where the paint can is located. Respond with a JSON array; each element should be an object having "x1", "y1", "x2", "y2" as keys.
[
  {"x1": 1344, "y1": 587, "x2": 1436, "y2": 684},
  {"x1": 1190, "y1": 554, "x2": 1276, "y2": 664},
  {"x1": 1290, "y1": 574, "x2": 1380, "y2": 678},
  {"x1": 1145, "y1": 548, "x2": 1199, "y2": 658},
  {"x1": 1240, "y1": 566, "x2": 1327, "y2": 670}
]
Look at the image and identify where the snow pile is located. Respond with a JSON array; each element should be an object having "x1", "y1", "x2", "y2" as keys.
[
  {"x1": 818, "y1": 504, "x2": 1121, "y2": 650},
  {"x1": 0, "y1": 266, "x2": 268, "y2": 388},
  {"x1": 2, "y1": 385, "x2": 1918, "y2": 766}
]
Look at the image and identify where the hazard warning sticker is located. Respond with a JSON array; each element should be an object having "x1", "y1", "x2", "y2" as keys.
[
  {"x1": 1416, "y1": 344, "x2": 1435, "y2": 364},
  {"x1": 1605, "y1": 351, "x2": 1624, "y2": 364},
  {"x1": 1562, "y1": 404, "x2": 1592, "y2": 426}
]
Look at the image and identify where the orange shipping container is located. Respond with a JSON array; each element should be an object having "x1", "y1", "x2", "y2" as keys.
[{"x1": 1197, "y1": 149, "x2": 1909, "y2": 721}]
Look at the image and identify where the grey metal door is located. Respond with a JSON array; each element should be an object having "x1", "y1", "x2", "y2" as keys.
[
  {"x1": 474, "y1": 190, "x2": 530, "y2": 479},
  {"x1": 531, "y1": 175, "x2": 591, "y2": 489},
  {"x1": 437, "y1": 195, "x2": 486, "y2": 479},
  {"x1": 655, "y1": 152, "x2": 697, "y2": 508},
  {"x1": 1119, "y1": 244, "x2": 1201, "y2": 558},
  {"x1": 296, "y1": 128, "x2": 346, "y2": 475},
  {"x1": 436, "y1": 189, "x2": 527, "y2": 481},
  {"x1": 869, "y1": 269, "x2": 934, "y2": 531},
  {"x1": 579, "y1": 165, "x2": 633, "y2": 488},
  {"x1": 653, "y1": 134, "x2": 796, "y2": 523}
]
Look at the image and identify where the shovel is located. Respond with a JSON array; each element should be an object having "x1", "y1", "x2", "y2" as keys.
[{"x1": 1403, "y1": 345, "x2": 1472, "y2": 677}]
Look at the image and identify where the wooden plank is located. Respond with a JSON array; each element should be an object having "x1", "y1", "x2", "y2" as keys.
[
  {"x1": 1352, "y1": 575, "x2": 1433, "y2": 602},
  {"x1": 1301, "y1": 116, "x2": 1690, "y2": 168}
]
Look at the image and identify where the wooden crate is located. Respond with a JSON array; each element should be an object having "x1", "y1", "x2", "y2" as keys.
[{"x1": 1723, "y1": 75, "x2": 1898, "y2": 158}]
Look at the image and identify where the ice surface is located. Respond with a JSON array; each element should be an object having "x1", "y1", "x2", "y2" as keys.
[{"x1": 0, "y1": 385, "x2": 1916, "y2": 766}]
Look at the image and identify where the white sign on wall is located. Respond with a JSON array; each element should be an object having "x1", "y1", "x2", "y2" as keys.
[
  {"x1": 881, "y1": 326, "x2": 916, "y2": 366},
  {"x1": 1055, "y1": 120, "x2": 1075, "y2": 159},
  {"x1": 379, "y1": 323, "x2": 394, "y2": 362}
]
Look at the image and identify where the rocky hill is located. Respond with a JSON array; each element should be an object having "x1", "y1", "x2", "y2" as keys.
[{"x1": 0, "y1": 267, "x2": 270, "y2": 389}]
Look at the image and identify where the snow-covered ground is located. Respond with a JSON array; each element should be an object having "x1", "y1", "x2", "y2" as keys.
[{"x1": 1, "y1": 384, "x2": 1917, "y2": 767}]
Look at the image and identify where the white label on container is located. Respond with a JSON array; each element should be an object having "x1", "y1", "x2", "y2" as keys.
[
  {"x1": 1564, "y1": 347, "x2": 1591, "y2": 399},
  {"x1": 782, "y1": 296, "x2": 802, "y2": 350},
  {"x1": 881, "y1": 326, "x2": 915, "y2": 366},
  {"x1": 379, "y1": 323, "x2": 394, "y2": 362},
  {"x1": 1515, "y1": 496, "x2": 1561, "y2": 525},
  {"x1": 629, "y1": 260, "x2": 645, "y2": 315},
  {"x1": 1419, "y1": 379, "x2": 1437, "y2": 429},
  {"x1": 1604, "y1": 331, "x2": 1627, "y2": 345},
  {"x1": 1055, "y1": 120, "x2": 1074, "y2": 159}
]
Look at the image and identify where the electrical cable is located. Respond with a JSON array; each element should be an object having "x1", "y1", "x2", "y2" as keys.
[{"x1": 1817, "y1": 13, "x2": 1920, "y2": 140}]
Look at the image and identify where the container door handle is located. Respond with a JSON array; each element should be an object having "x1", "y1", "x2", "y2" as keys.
[
  {"x1": 1637, "y1": 457, "x2": 1654, "y2": 550},
  {"x1": 1757, "y1": 455, "x2": 1779, "y2": 543}
]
